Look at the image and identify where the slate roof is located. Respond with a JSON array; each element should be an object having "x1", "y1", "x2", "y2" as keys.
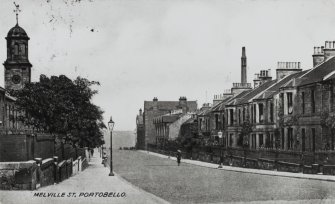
[
  {"x1": 211, "y1": 97, "x2": 232, "y2": 112},
  {"x1": 297, "y1": 56, "x2": 335, "y2": 86},
  {"x1": 144, "y1": 101, "x2": 197, "y2": 112},
  {"x1": 153, "y1": 114, "x2": 180, "y2": 123},
  {"x1": 254, "y1": 71, "x2": 308, "y2": 100},
  {"x1": 235, "y1": 80, "x2": 276, "y2": 105},
  {"x1": 225, "y1": 90, "x2": 253, "y2": 106},
  {"x1": 183, "y1": 117, "x2": 197, "y2": 125},
  {"x1": 198, "y1": 107, "x2": 212, "y2": 116}
]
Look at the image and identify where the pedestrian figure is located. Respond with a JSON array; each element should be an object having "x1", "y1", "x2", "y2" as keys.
[
  {"x1": 102, "y1": 152, "x2": 107, "y2": 167},
  {"x1": 177, "y1": 150, "x2": 182, "y2": 166}
]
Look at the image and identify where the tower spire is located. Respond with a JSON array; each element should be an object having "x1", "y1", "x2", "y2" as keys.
[{"x1": 13, "y1": 2, "x2": 21, "y2": 25}]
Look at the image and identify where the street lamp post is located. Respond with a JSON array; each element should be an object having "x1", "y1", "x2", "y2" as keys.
[
  {"x1": 218, "y1": 131, "x2": 223, "y2": 168},
  {"x1": 108, "y1": 116, "x2": 115, "y2": 176}
]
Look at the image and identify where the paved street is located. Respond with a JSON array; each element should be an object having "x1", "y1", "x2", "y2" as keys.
[
  {"x1": 113, "y1": 150, "x2": 335, "y2": 203},
  {"x1": 0, "y1": 151, "x2": 167, "y2": 204}
]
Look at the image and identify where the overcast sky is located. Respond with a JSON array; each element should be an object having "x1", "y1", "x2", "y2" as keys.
[{"x1": 1, "y1": 0, "x2": 335, "y2": 130}]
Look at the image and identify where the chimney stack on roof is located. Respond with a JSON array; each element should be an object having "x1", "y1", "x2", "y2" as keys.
[
  {"x1": 179, "y1": 96, "x2": 188, "y2": 113},
  {"x1": 276, "y1": 61, "x2": 302, "y2": 80},
  {"x1": 323, "y1": 41, "x2": 335, "y2": 61},
  {"x1": 254, "y1": 69, "x2": 272, "y2": 88},
  {"x1": 179, "y1": 96, "x2": 187, "y2": 101},
  {"x1": 312, "y1": 46, "x2": 325, "y2": 67}
]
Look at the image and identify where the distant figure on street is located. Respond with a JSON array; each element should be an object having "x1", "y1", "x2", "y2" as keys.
[
  {"x1": 102, "y1": 152, "x2": 107, "y2": 167},
  {"x1": 176, "y1": 150, "x2": 182, "y2": 166},
  {"x1": 91, "y1": 148, "x2": 94, "y2": 157}
]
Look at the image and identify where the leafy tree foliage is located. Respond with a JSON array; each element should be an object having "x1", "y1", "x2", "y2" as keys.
[
  {"x1": 240, "y1": 115, "x2": 253, "y2": 147},
  {"x1": 12, "y1": 74, "x2": 106, "y2": 147}
]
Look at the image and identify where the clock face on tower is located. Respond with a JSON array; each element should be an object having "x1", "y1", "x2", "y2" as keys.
[{"x1": 12, "y1": 75, "x2": 21, "y2": 84}]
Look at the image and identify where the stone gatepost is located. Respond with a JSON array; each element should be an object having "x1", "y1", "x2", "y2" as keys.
[
  {"x1": 53, "y1": 156, "x2": 59, "y2": 183},
  {"x1": 34, "y1": 158, "x2": 42, "y2": 189},
  {"x1": 85, "y1": 147, "x2": 90, "y2": 162},
  {"x1": 78, "y1": 156, "x2": 82, "y2": 172}
]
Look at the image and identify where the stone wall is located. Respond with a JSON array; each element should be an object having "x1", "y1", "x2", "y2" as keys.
[
  {"x1": 40, "y1": 158, "x2": 55, "y2": 187},
  {"x1": 0, "y1": 160, "x2": 37, "y2": 190},
  {"x1": 0, "y1": 150, "x2": 88, "y2": 191},
  {"x1": 323, "y1": 165, "x2": 335, "y2": 175},
  {"x1": 58, "y1": 160, "x2": 68, "y2": 182},
  {"x1": 0, "y1": 134, "x2": 54, "y2": 162},
  {"x1": 0, "y1": 134, "x2": 29, "y2": 161},
  {"x1": 275, "y1": 161, "x2": 302, "y2": 173},
  {"x1": 258, "y1": 158, "x2": 275, "y2": 170},
  {"x1": 81, "y1": 157, "x2": 89, "y2": 171}
]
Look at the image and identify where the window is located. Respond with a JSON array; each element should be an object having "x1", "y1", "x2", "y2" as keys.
[
  {"x1": 253, "y1": 104, "x2": 256, "y2": 123},
  {"x1": 229, "y1": 133, "x2": 233, "y2": 146},
  {"x1": 281, "y1": 128, "x2": 285, "y2": 149},
  {"x1": 301, "y1": 128, "x2": 306, "y2": 152},
  {"x1": 215, "y1": 114, "x2": 219, "y2": 130},
  {"x1": 199, "y1": 118, "x2": 203, "y2": 131},
  {"x1": 222, "y1": 114, "x2": 225, "y2": 130},
  {"x1": 287, "y1": 92, "x2": 293, "y2": 115},
  {"x1": 238, "y1": 109, "x2": 241, "y2": 125},
  {"x1": 205, "y1": 118, "x2": 209, "y2": 131},
  {"x1": 312, "y1": 128, "x2": 316, "y2": 151},
  {"x1": 311, "y1": 90, "x2": 315, "y2": 113},
  {"x1": 242, "y1": 107, "x2": 245, "y2": 122},
  {"x1": 259, "y1": 103, "x2": 264, "y2": 123},
  {"x1": 270, "y1": 102, "x2": 274, "y2": 122},
  {"x1": 229, "y1": 109, "x2": 234, "y2": 125},
  {"x1": 20, "y1": 44, "x2": 25, "y2": 55},
  {"x1": 259, "y1": 134, "x2": 264, "y2": 147},
  {"x1": 14, "y1": 44, "x2": 19, "y2": 55},
  {"x1": 250, "y1": 105, "x2": 254, "y2": 123},
  {"x1": 288, "y1": 128, "x2": 293, "y2": 149},
  {"x1": 302, "y1": 92, "x2": 305, "y2": 114},
  {"x1": 332, "y1": 86, "x2": 335, "y2": 111},
  {"x1": 280, "y1": 93, "x2": 284, "y2": 113},
  {"x1": 252, "y1": 134, "x2": 256, "y2": 148}
]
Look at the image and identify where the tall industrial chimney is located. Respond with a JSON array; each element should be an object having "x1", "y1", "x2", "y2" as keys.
[{"x1": 241, "y1": 47, "x2": 247, "y2": 84}]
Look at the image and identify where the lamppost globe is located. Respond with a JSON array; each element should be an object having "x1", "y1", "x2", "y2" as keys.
[
  {"x1": 108, "y1": 115, "x2": 115, "y2": 176},
  {"x1": 108, "y1": 116, "x2": 115, "y2": 131}
]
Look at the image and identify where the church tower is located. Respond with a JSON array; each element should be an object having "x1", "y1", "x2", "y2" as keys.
[
  {"x1": 241, "y1": 47, "x2": 247, "y2": 84},
  {"x1": 3, "y1": 5, "x2": 31, "y2": 91}
]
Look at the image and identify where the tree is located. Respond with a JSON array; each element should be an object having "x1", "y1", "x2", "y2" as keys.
[
  {"x1": 321, "y1": 111, "x2": 335, "y2": 149},
  {"x1": 240, "y1": 116, "x2": 253, "y2": 148},
  {"x1": 11, "y1": 74, "x2": 106, "y2": 147}
]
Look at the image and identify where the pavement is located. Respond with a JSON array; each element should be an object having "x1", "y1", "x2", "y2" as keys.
[
  {"x1": 140, "y1": 150, "x2": 335, "y2": 182},
  {"x1": 0, "y1": 150, "x2": 169, "y2": 204}
]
